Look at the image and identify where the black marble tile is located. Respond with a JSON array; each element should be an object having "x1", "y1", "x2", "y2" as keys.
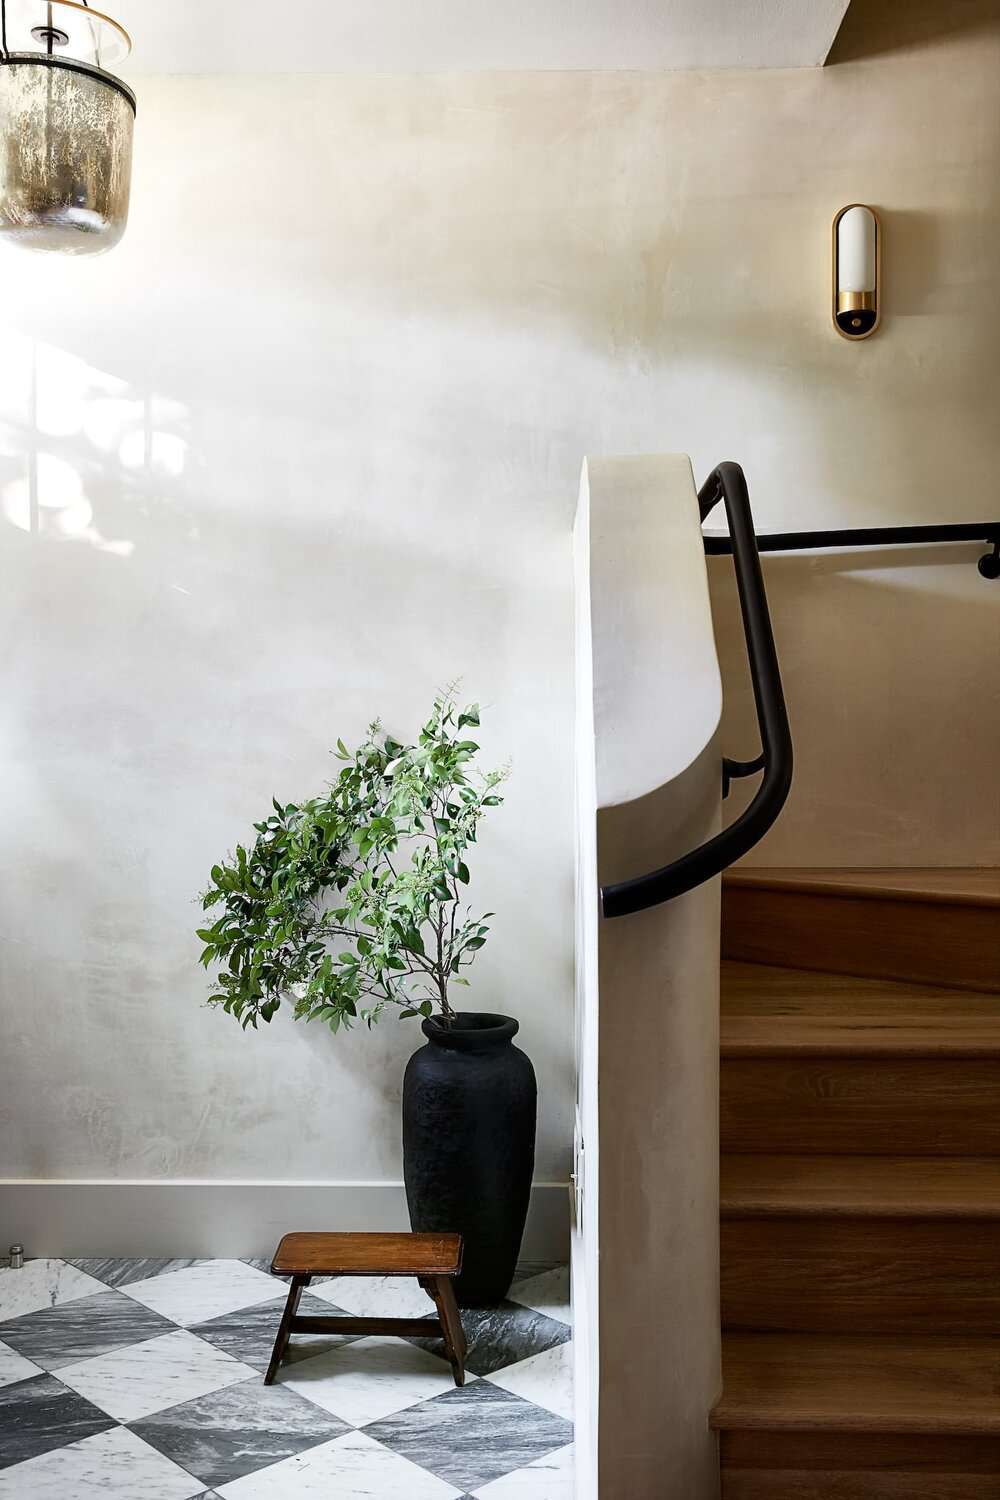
[
  {"x1": 189, "y1": 1292, "x2": 361, "y2": 1372},
  {"x1": 0, "y1": 1372, "x2": 115, "y2": 1469},
  {"x1": 364, "y1": 1377, "x2": 573, "y2": 1492},
  {"x1": 67, "y1": 1258, "x2": 207, "y2": 1289},
  {"x1": 0, "y1": 1289, "x2": 176, "y2": 1371},
  {"x1": 409, "y1": 1299, "x2": 572, "y2": 1377},
  {"x1": 130, "y1": 1374, "x2": 348, "y2": 1487}
]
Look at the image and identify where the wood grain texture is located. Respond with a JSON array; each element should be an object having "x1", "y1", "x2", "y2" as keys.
[
  {"x1": 724, "y1": 869, "x2": 1000, "y2": 907},
  {"x1": 271, "y1": 1231, "x2": 463, "y2": 1276},
  {"x1": 721, "y1": 1156, "x2": 1000, "y2": 1218},
  {"x1": 722, "y1": 963, "x2": 1000, "y2": 1057},
  {"x1": 722, "y1": 1471, "x2": 1000, "y2": 1498},
  {"x1": 712, "y1": 1333, "x2": 1000, "y2": 1434},
  {"x1": 722, "y1": 1216, "x2": 1000, "y2": 1334},
  {"x1": 721, "y1": 1058, "x2": 1000, "y2": 1154},
  {"x1": 721, "y1": 879, "x2": 1000, "y2": 992},
  {"x1": 722, "y1": 1430, "x2": 1000, "y2": 1471}
]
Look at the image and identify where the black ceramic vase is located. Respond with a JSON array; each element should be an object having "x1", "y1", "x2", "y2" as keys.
[{"x1": 402, "y1": 1012, "x2": 537, "y2": 1307}]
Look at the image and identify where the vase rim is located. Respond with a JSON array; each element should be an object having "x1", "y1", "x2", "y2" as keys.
[{"x1": 421, "y1": 1011, "x2": 518, "y2": 1050}]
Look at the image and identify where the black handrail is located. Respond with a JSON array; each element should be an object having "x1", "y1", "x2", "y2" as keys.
[
  {"x1": 601, "y1": 462, "x2": 793, "y2": 920},
  {"x1": 704, "y1": 523, "x2": 1000, "y2": 579}
]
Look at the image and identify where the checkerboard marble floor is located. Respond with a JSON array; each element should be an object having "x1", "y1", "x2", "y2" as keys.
[{"x1": 0, "y1": 1258, "x2": 573, "y2": 1497}]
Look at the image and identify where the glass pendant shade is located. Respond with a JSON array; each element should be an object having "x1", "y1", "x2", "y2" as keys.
[{"x1": 0, "y1": 0, "x2": 135, "y2": 255}]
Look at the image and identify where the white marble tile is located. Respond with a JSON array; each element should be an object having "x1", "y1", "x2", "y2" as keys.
[
  {"x1": 217, "y1": 1428, "x2": 462, "y2": 1499},
  {"x1": 58, "y1": 1328, "x2": 257, "y2": 1424},
  {"x1": 0, "y1": 1260, "x2": 107, "y2": 1321},
  {"x1": 0, "y1": 1337, "x2": 43, "y2": 1387},
  {"x1": 0, "y1": 1424, "x2": 205, "y2": 1499},
  {"x1": 120, "y1": 1259, "x2": 281, "y2": 1327},
  {"x1": 309, "y1": 1274, "x2": 437, "y2": 1320},
  {"x1": 485, "y1": 1340, "x2": 573, "y2": 1421},
  {"x1": 470, "y1": 1442, "x2": 574, "y2": 1498},
  {"x1": 508, "y1": 1267, "x2": 570, "y2": 1327},
  {"x1": 278, "y1": 1335, "x2": 466, "y2": 1426}
]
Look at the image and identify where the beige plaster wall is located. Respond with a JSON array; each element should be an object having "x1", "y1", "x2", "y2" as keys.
[
  {"x1": 576, "y1": 456, "x2": 722, "y2": 1499},
  {"x1": 2, "y1": 5, "x2": 997, "y2": 1212},
  {"x1": 707, "y1": 1, "x2": 1000, "y2": 865}
]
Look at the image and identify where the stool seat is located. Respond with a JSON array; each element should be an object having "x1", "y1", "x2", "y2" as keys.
[
  {"x1": 264, "y1": 1230, "x2": 467, "y2": 1389},
  {"x1": 272, "y1": 1231, "x2": 462, "y2": 1278}
]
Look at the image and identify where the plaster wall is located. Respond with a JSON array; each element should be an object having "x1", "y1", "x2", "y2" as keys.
[
  {"x1": 575, "y1": 456, "x2": 722, "y2": 1500},
  {"x1": 2, "y1": 4, "x2": 998, "y2": 1229}
]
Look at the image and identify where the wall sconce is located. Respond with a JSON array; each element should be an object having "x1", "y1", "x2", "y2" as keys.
[{"x1": 832, "y1": 204, "x2": 880, "y2": 339}]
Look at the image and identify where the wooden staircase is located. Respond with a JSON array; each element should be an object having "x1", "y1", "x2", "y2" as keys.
[{"x1": 711, "y1": 868, "x2": 1000, "y2": 1498}]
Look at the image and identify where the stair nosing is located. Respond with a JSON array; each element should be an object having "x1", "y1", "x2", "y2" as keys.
[
  {"x1": 723, "y1": 868, "x2": 1000, "y2": 910},
  {"x1": 721, "y1": 1154, "x2": 1000, "y2": 1224},
  {"x1": 713, "y1": 1333, "x2": 1000, "y2": 1437}
]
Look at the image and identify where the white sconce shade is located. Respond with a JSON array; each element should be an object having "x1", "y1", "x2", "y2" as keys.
[
  {"x1": 832, "y1": 203, "x2": 880, "y2": 339},
  {"x1": 837, "y1": 206, "x2": 876, "y2": 292}
]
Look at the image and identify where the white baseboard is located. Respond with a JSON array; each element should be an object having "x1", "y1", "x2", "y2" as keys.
[{"x1": 0, "y1": 1180, "x2": 570, "y2": 1266}]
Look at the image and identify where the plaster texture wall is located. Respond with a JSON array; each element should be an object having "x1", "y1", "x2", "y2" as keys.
[
  {"x1": 575, "y1": 456, "x2": 722, "y2": 1499},
  {"x1": 116, "y1": 0, "x2": 850, "y2": 73},
  {"x1": 3, "y1": 3, "x2": 998, "y2": 1214}
]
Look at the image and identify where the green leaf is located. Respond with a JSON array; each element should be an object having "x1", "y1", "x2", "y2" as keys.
[{"x1": 197, "y1": 691, "x2": 506, "y2": 1039}]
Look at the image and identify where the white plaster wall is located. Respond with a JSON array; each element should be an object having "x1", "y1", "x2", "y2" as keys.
[
  {"x1": 115, "y1": 0, "x2": 850, "y2": 73},
  {"x1": 575, "y1": 456, "x2": 722, "y2": 1499},
  {"x1": 3, "y1": 7, "x2": 999, "y2": 1205}
]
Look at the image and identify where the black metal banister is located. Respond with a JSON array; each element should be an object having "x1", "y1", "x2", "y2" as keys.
[
  {"x1": 704, "y1": 522, "x2": 1000, "y2": 579},
  {"x1": 600, "y1": 465, "x2": 1000, "y2": 921},
  {"x1": 601, "y1": 461, "x2": 793, "y2": 920}
]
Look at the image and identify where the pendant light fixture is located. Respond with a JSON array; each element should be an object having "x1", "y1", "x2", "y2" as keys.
[{"x1": 0, "y1": 0, "x2": 134, "y2": 254}]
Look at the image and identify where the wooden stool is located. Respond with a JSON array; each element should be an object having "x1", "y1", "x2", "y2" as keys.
[{"x1": 265, "y1": 1231, "x2": 467, "y2": 1387}]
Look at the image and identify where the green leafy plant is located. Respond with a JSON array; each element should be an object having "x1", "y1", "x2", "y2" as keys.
[{"x1": 197, "y1": 692, "x2": 507, "y2": 1034}]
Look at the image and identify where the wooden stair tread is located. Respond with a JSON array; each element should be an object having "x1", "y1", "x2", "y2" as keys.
[
  {"x1": 721, "y1": 1155, "x2": 1000, "y2": 1218},
  {"x1": 724, "y1": 868, "x2": 1000, "y2": 909},
  {"x1": 713, "y1": 1333, "x2": 1000, "y2": 1434},
  {"x1": 722, "y1": 962, "x2": 1000, "y2": 1056}
]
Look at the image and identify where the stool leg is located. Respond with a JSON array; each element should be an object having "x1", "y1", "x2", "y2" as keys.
[
  {"x1": 265, "y1": 1275, "x2": 307, "y2": 1385},
  {"x1": 430, "y1": 1275, "x2": 466, "y2": 1387}
]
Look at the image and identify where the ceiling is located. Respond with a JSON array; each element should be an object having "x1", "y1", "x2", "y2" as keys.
[{"x1": 115, "y1": 0, "x2": 853, "y2": 74}]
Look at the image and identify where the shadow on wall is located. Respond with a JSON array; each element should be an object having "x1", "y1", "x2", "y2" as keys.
[
  {"x1": 708, "y1": 549, "x2": 1000, "y2": 866},
  {"x1": 828, "y1": 0, "x2": 1000, "y2": 64}
]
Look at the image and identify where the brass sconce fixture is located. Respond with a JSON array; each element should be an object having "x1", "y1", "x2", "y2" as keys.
[{"x1": 832, "y1": 204, "x2": 880, "y2": 339}]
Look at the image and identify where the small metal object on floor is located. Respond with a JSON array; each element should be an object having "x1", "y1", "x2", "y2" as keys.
[
  {"x1": 265, "y1": 1230, "x2": 468, "y2": 1387},
  {"x1": 8, "y1": 1244, "x2": 24, "y2": 1269}
]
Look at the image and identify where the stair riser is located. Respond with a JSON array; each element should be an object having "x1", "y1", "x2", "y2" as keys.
[
  {"x1": 722, "y1": 886, "x2": 999, "y2": 993},
  {"x1": 722, "y1": 1059, "x2": 1000, "y2": 1154},
  {"x1": 722, "y1": 1473, "x2": 1000, "y2": 1498},
  {"x1": 723, "y1": 1430, "x2": 1000, "y2": 1469},
  {"x1": 722, "y1": 1431, "x2": 1000, "y2": 1496},
  {"x1": 722, "y1": 1218, "x2": 1000, "y2": 1334}
]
